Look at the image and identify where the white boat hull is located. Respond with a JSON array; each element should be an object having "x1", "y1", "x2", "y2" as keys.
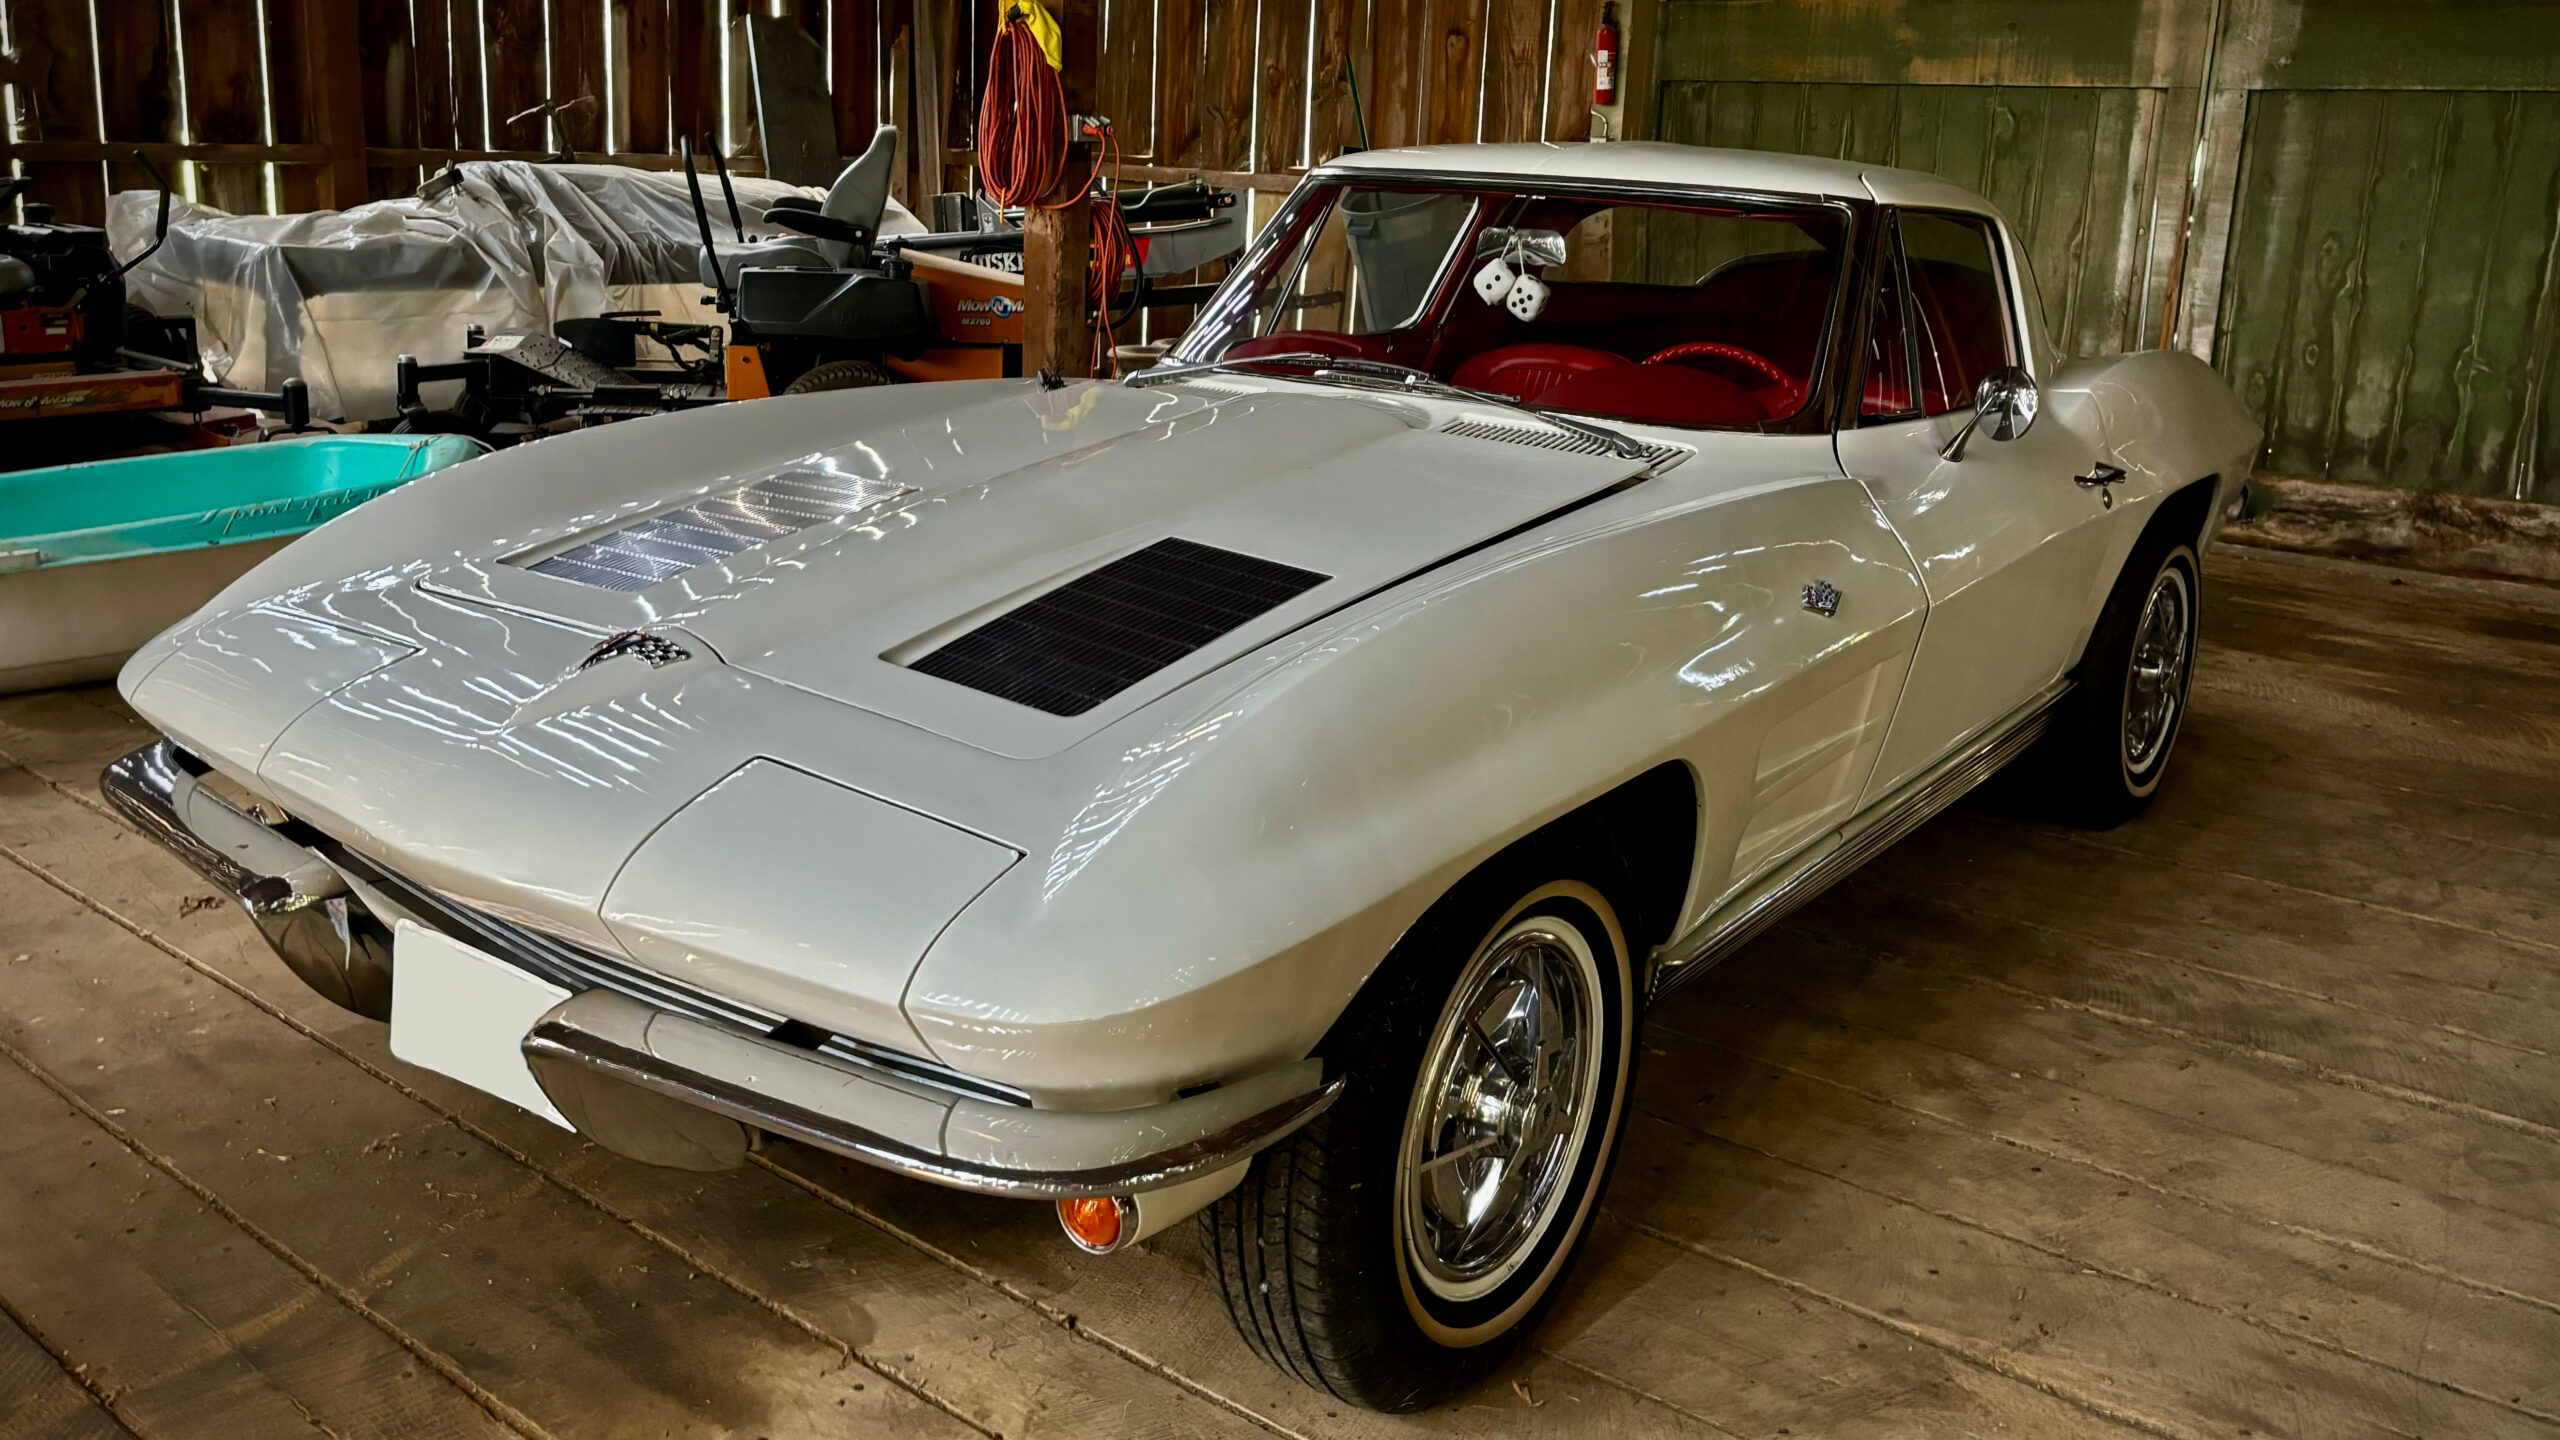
[{"x1": 0, "y1": 538, "x2": 289, "y2": 695}]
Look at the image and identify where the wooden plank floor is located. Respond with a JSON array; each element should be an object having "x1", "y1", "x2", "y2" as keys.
[{"x1": 2, "y1": 543, "x2": 2555, "y2": 1439}]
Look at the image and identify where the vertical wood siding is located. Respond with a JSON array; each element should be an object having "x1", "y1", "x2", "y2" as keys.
[
  {"x1": 1647, "y1": 0, "x2": 2560, "y2": 503},
  {"x1": 1651, "y1": 80, "x2": 2172, "y2": 360},
  {"x1": 4, "y1": 0, "x2": 1601, "y2": 226},
  {"x1": 2217, "y1": 90, "x2": 2560, "y2": 503}
]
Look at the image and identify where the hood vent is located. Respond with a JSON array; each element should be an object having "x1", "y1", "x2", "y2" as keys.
[
  {"x1": 908, "y1": 537, "x2": 1328, "y2": 716},
  {"x1": 1442, "y1": 417, "x2": 1685, "y2": 467},
  {"x1": 519, "y1": 465, "x2": 915, "y2": 592}
]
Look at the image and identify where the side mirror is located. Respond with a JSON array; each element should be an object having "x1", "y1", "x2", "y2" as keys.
[{"x1": 1938, "y1": 364, "x2": 2038, "y2": 462}]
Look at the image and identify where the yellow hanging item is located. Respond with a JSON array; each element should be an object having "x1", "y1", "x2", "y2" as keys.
[{"x1": 1008, "y1": 0, "x2": 1064, "y2": 71}]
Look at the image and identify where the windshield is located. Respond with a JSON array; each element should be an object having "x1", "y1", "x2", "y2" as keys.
[{"x1": 1172, "y1": 180, "x2": 1852, "y2": 431}]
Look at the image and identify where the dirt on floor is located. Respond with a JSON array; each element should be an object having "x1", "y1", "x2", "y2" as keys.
[{"x1": 2, "y1": 543, "x2": 2557, "y2": 1440}]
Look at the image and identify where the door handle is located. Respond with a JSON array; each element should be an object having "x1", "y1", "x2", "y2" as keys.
[{"x1": 2074, "y1": 463, "x2": 2126, "y2": 507}]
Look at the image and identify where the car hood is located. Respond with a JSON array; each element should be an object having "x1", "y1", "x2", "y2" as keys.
[
  {"x1": 122, "y1": 377, "x2": 1675, "y2": 1063},
  {"x1": 411, "y1": 378, "x2": 1663, "y2": 757}
]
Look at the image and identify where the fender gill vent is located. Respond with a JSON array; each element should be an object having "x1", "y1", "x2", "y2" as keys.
[
  {"x1": 520, "y1": 466, "x2": 914, "y2": 591},
  {"x1": 1441, "y1": 417, "x2": 1685, "y2": 466},
  {"x1": 909, "y1": 538, "x2": 1328, "y2": 716}
]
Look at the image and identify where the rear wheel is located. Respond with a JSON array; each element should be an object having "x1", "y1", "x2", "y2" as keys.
[
  {"x1": 2033, "y1": 539, "x2": 2201, "y2": 827},
  {"x1": 1206, "y1": 848, "x2": 1637, "y2": 1411},
  {"x1": 781, "y1": 358, "x2": 895, "y2": 395}
]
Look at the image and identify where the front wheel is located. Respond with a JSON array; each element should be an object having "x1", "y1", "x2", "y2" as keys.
[
  {"x1": 2034, "y1": 540, "x2": 2201, "y2": 827},
  {"x1": 1206, "y1": 856, "x2": 1637, "y2": 1411}
]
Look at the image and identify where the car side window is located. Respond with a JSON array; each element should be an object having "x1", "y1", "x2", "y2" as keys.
[
  {"x1": 1898, "y1": 211, "x2": 2012, "y2": 416},
  {"x1": 1860, "y1": 222, "x2": 1917, "y2": 422}
]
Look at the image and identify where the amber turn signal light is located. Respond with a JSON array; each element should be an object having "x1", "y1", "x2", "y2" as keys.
[{"x1": 1057, "y1": 1195, "x2": 1130, "y2": 1253}]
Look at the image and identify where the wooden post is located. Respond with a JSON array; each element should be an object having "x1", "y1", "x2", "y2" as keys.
[{"x1": 1021, "y1": 140, "x2": 1095, "y2": 377}]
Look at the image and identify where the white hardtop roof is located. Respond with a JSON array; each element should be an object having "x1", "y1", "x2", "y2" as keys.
[{"x1": 1313, "y1": 141, "x2": 1993, "y2": 213}]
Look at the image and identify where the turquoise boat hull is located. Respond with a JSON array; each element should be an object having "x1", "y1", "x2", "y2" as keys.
[{"x1": 1, "y1": 434, "x2": 483, "y2": 694}]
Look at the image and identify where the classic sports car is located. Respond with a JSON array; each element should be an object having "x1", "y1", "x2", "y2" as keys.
[{"x1": 105, "y1": 142, "x2": 2258, "y2": 1410}]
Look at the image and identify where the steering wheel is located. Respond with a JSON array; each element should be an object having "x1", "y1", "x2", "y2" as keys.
[{"x1": 1644, "y1": 341, "x2": 1792, "y2": 388}]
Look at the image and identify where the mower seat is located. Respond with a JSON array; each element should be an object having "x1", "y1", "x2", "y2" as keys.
[{"x1": 700, "y1": 124, "x2": 903, "y2": 289}]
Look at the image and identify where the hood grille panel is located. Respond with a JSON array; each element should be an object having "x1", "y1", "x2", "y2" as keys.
[
  {"x1": 1441, "y1": 417, "x2": 1684, "y2": 466},
  {"x1": 909, "y1": 538, "x2": 1329, "y2": 716},
  {"x1": 522, "y1": 466, "x2": 915, "y2": 592}
]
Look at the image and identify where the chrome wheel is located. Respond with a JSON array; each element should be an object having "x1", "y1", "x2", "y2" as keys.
[
  {"x1": 2123, "y1": 563, "x2": 2194, "y2": 777},
  {"x1": 1397, "y1": 918, "x2": 1604, "y2": 1304}
]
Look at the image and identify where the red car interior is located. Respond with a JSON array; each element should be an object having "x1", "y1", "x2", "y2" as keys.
[
  {"x1": 1449, "y1": 342, "x2": 1628, "y2": 399},
  {"x1": 1537, "y1": 362, "x2": 1763, "y2": 428},
  {"x1": 1225, "y1": 331, "x2": 1393, "y2": 363},
  {"x1": 1906, "y1": 260, "x2": 2008, "y2": 413},
  {"x1": 1422, "y1": 247, "x2": 1839, "y2": 426},
  {"x1": 1219, "y1": 201, "x2": 1852, "y2": 430}
]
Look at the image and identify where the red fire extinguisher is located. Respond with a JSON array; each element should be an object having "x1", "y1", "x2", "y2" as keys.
[{"x1": 1593, "y1": 1, "x2": 1620, "y2": 106}]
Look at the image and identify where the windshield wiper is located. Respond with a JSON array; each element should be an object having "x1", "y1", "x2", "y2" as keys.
[
  {"x1": 1124, "y1": 352, "x2": 1425, "y2": 387},
  {"x1": 1126, "y1": 353, "x2": 1653, "y2": 461}
]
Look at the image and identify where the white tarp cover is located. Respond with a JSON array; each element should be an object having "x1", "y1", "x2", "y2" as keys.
[{"x1": 110, "y1": 162, "x2": 923, "y2": 421}]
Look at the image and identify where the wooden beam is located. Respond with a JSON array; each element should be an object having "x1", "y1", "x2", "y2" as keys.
[
  {"x1": 829, "y1": 0, "x2": 879, "y2": 155},
  {"x1": 359, "y1": 0, "x2": 414, "y2": 197},
  {"x1": 1370, "y1": 0, "x2": 1426, "y2": 148},
  {"x1": 482, "y1": 0, "x2": 549, "y2": 150},
  {"x1": 622, "y1": 0, "x2": 671, "y2": 152},
  {"x1": 447, "y1": 0, "x2": 490, "y2": 149},
  {"x1": 176, "y1": 0, "x2": 272, "y2": 212},
  {"x1": 670, "y1": 0, "x2": 711, "y2": 147},
  {"x1": 1424, "y1": 0, "x2": 1479, "y2": 143},
  {"x1": 363, "y1": 146, "x2": 767, "y2": 173},
  {"x1": 1055, "y1": 0, "x2": 1097, "y2": 118},
  {"x1": 300, "y1": 0, "x2": 371, "y2": 206},
  {"x1": 549, "y1": 0, "x2": 609, "y2": 153},
  {"x1": 98, "y1": 0, "x2": 179, "y2": 195},
  {"x1": 11, "y1": 0, "x2": 106, "y2": 221},
  {"x1": 1095, "y1": 0, "x2": 1155, "y2": 155},
  {"x1": 1254, "y1": 0, "x2": 1311, "y2": 173},
  {"x1": 1102, "y1": 160, "x2": 1302, "y2": 193},
  {"x1": 0, "y1": 140, "x2": 332, "y2": 166},
  {"x1": 1543, "y1": 0, "x2": 1602, "y2": 141},
  {"x1": 942, "y1": 151, "x2": 1304, "y2": 193},
  {"x1": 1022, "y1": 140, "x2": 1096, "y2": 376}
]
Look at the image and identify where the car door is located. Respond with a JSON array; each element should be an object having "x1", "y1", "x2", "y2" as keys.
[{"x1": 1839, "y1": 208, "x2": 2114, "y2": 799}]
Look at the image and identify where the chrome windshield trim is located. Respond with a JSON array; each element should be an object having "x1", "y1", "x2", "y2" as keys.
[{"x1": 1129, "y1": 354, "x2": 1655, "y2": 462}]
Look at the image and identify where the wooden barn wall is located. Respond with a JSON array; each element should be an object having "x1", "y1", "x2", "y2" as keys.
[
  {"x1": 1646, "y1": 0, "x2": 2560, "y2": 503},
  {"x1": 0, "y1": 0, "x2": 1614, "y2": 353},
  {"x1": 1, "y1": 0, "x2": 1611, "y2": 216}
]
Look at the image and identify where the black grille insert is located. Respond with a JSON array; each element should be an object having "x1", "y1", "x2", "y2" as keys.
[{"x1": 909, "y1": 538, "x2": 1329, "y2": 716}]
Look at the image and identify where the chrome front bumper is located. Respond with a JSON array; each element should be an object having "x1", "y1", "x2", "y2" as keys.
[{"x1": 101, "y1": 739, "x2": 1340, "y2": 1197}]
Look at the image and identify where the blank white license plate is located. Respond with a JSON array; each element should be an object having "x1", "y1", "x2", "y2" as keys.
[{"x1": 389, "y1": 920, "x2": 575, "y2": 1129}]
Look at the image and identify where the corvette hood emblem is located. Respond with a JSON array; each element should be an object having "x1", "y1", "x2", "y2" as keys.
[{"x1": 576, "y1": 630, "x2": 692, "y2": 674}]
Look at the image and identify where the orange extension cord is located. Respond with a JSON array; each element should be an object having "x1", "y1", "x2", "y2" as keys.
[
  {"x1": 978, "y1": 8, "x2": 1137, "y2": 373},
  {"x1": 977, "y1": 14, "x2": 1072, "y2": 210}
]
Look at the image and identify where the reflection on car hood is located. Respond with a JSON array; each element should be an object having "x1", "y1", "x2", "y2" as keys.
[{"x1": 409, "y1": 378, "x2": 1661, "y2": 758}]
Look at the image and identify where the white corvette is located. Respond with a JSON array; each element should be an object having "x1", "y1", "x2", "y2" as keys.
[{"x1": 105, "y1": 142, "x2": 2258, "y2": 1410}]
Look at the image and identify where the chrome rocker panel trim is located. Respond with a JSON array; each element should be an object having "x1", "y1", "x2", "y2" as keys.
[
  {"x1": 1647, "y1": 679, "x2": 2071, "y2": 1002},
  {"x1": 101, "y1": 738, "x2": 1342, "y2": 1199}
]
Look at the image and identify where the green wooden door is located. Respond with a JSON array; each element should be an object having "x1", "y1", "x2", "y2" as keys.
[
  {"x1": 1647, "y1": 80, "x2": 2176, "y2": 361},
  {"x1": 2215, "y1": 89, "x2": 2560, "y2": 502}
]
